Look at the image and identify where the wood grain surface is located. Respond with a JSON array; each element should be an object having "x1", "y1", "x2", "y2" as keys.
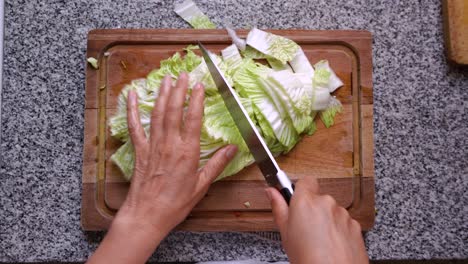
[
  {"x1": 443, "y1": 0, "x2": 468, "y2": 65},
  {"x1": 82, "y1": 29, "x2": 374, "y2": 231}
]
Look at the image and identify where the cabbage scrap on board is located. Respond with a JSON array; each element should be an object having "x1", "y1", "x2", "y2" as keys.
[
  {"x1": 110, "y1": 6, "x2": 344, "y2": 181},
  {"x1": 174, "y1": 0, "x2": 216, "y2": 29}
]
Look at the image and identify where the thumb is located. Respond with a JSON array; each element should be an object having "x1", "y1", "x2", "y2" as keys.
[
  {"x1": 266, "y1": 187, "x2": 289, "y2": 236},
  {"x1": 198, "y1": 145, "x2": 238, "y2": 185}
]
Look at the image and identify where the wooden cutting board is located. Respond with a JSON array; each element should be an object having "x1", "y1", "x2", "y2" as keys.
[
  {"x1": 443, "y1": 0, "x2": 468, "y2": 65},
  {"x1": 81, "y1": 29, "x2": 374, "y2": 231}
]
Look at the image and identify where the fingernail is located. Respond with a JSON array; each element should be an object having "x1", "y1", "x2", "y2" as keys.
[
  {"x1": 225, "y1": 145, "x2": 238, "y2": 159},
  {"x1": 194, "y1": 82, "x2": 204, "y2": 90},
  {"x1": 265, "y1": 189, "x2": 272, "y2": 201},
  {"x1": 179, "y1": 72, "x2": 188, "y2": 79}
]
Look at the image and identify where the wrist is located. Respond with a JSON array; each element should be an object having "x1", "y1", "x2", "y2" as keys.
[
  {"x1": 111, "y1": 206, "x2": 173, "y2": 247},
  {"x1": 89, "y1": 212, "x2": 168, "y2": 264}
]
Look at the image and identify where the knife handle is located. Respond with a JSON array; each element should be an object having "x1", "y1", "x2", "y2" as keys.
[
  {"x1": 276, "y1": 170, "x2": 295, "y2": 205},
  {"x1": 280, "y1": 183, "x2": 295, "y2": 205}
]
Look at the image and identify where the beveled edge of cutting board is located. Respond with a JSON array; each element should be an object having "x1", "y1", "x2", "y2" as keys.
[
  {"x1": 81, "y1": 29, "x2": 374, "y2": 231},
  {"x1": 81, "y1": 177, "x2": 374, "y2": 231}
]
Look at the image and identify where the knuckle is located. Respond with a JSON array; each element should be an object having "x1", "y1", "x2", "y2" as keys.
[
  {"x1": 295, "y1": 195, "x2": 312, "y2": 208},
  {"x1": 150, "y1": 113, "x2": 160, "y2": 123},
  {"x1": 321, "y1": 194, "x2": 337, "y2": 206},
  {"x1": 151, "y1": 109, "x2": 163, "y2": 123},
  {"x1": 350, "y1": 219, "x2": 362, "y2": 233},
  {"x1": 167, "y1": 103, "x2": 181, "y2": 114},
  {"x1": 335, "y1": 206, "x2": 350, "y2": 220},
  {"x1": 296, "y1": 177, "x2": 319, "y2": 194},
  {"x1": 127, "y1": 121, "x2": 137, "y2": 131},
  {"x1": 323, "y1": 194, "x2": 336, "y2": 205},
  {"x1": 304, "y1": 176, "x2": 319, "y2": 187},
  {"x1": 337, "y1": 206, "x2": 348, "y2": 216},
  {"x1": 184, "y1": 116, "x2": 197, "y2": 129},
  {"x1": 126, "y1": 99, "x2": 136, "y2": 111},
  {"x1": 151, "y1": 169, "x2": 167, "y2": 178},
  {"x1": 198, "y1": 169, "x2": 209, "y2": 180},
  {"x1": 295, "y1": 179, "x2": 307, "y2": 189},
  {"x1": 295, "y1": 179, "x2": 309, "y2": 193},
  {"x1": 209, "y1": 158, "x2": 223, "y2": 171},
  {"x1": 204, "y1": 155, "x2": 226, "y2": 175},
  {"x1": 295, "y1": 199, "x2": 311, "y2": 212}
]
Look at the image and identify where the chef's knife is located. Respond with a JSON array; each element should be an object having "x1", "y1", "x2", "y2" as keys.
[{"x1": 198, "y1": 42, "x2": 295, "y2": 204}]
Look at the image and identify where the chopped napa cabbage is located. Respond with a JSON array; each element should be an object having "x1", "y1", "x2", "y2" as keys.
[
  {"x1": 320, "y1": 96, "x2": 343, "y2": 128},
  {"x1": 174, "y1": 0, "x2": 216, "y2": 29},
  {"x1": 268, "y1": 70, "x2": 313, "y2": 115},
  {"x1": 246, "y1": 28, "x2": 299, "y2": 64},
  {"x1": 259, "y1": 75, "x2": 312, "y2": 137},
  {"x1": 221, "y1": 44, "x2": 243, "y2": 73},
  {"x1": 188, "y1": 55, "x2": 234, "y2": 96},
  {"x1": 267, "y1": 57, "x2": 293, "y2": 72},
  {"x1": 226, "y1": 27, "x2": 246, "y2": 51},
  {"x1": 109, "y1": 79, "x2": 153, "y2": 142},
  {"x1": 311, "y1": 86, "x2": 331, "y2": 111},
  {"x1": 188, "y1": 59, "x2": 218, "y2": 95},
  {"x1": 289, "y1": 48, "x2": 314, "y2": 76},
  {"x1": 252, "y1": 104, "x2": 286, "y2": 154},
  {"x1": 110, "y1": 27, "x2": 344, "y2": 181},
  {"x1": 87, "y1": 57, "x2": 99, "y2": 69},
  {"x1": 265, "y1": 71, "x2": 314, "y2": 134},
  {"x1": 233, "y1": 60, "x2": 299, "y2": 151},
  {"x1": 184, "y1": 44, "x2": 200, "y2": 51},
  {"x1": 314, "y1": 60, "x2": 343, "y2": 93},
  {"x1": 147, "y1": 49, "x2": 202, "y2": 89},
  {"x1": 202, "y1": 94, "x2": 251, "y2": 152},
  {"x1": 110, "y1": 141, "x2": 135, "y2": 181},
  {"x1": 216, "y1": 150, "x2": 254, "y2": 180},
  {"x1": 241, "y1": 46, "x2": 268, "y2": 60}
]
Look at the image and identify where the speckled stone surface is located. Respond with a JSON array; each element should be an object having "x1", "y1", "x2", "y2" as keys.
[{"x1": 1, "y1": 0, "x2": 467, "y2": 262}]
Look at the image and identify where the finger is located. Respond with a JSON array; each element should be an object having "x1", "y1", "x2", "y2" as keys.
[
  {"x1": 266, "y1": 187, "x2": 289, "y2": 236},
  {"x1": 126, "y1": 90, "x2": 146, "y2": 148},
  {"x1": 348, "y1": 219, "x2": 367, "y2": 262},
  {"x1": 334, "y1": 206, "x2": 351, "y2": 231},
  {"x1": 164, "y1": 72, "x2": 189, "y2": 135},
  {"x1": 149, "y1": 75, "x2": 171, "y2": 151},
  {"x1": 198, "y1": 145, "x2": 237, "y2": 185},
  {"x1": 183, "y1": 82, "x2": 205, "y2": 143},
  {"x1": 294, "y1": 176, "x2": 320, "y2": 198}
]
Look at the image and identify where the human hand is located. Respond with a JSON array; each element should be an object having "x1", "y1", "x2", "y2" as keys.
[
  {"x1": 115, "y1": 73, "x2": 238, "y2": 234},
  {"x1": 88, "y1": 73, "x2": 237, "y2": 264},
  {"x1": 266, "y1": 177, "x2": 368, "y2": 264}
]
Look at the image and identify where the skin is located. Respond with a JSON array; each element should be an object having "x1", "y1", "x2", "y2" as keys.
[
  {"x1": 266, "y1": 180, "x2": 369, "y2": 264},
  {"x1": 87, "y1": 73, "x2": 368, "y2": 264}
]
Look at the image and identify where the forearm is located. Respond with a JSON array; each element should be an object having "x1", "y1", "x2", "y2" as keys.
[{"x1": 87, "y1": 218, "x2": 168, "y2": 264}]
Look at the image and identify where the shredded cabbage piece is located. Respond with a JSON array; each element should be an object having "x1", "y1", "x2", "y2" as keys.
[
  {"x1": 174, "y1": 0, "x2": 216, "y2": 29},
  {"x1": 87, "y1": 57, "x2": 99, "y2": 69},
  {"x1": 320, "y1": 96, "x2": 343, "y2": 128},
  {"x1": 314, "y1": 60, "x2": 343, "y2": 93},
  {"x1": 290, "y1": 48, "x2": 314, "y2": 76},
  {"x1": 226, "y1": 28, "x2": 246, "y2": 51},
  {"x1": 246, "y1": 28, "x2": 300, "y2": 64}
]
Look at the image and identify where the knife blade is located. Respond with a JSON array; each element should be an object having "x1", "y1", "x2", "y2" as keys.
[{"x1": 198, "y1": 41, "x2": 294, "y2": 204}]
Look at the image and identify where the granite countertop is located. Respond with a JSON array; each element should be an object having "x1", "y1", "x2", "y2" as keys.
[{"x1": 1, "y1": 0, "x2": 467, "y2": 262}]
